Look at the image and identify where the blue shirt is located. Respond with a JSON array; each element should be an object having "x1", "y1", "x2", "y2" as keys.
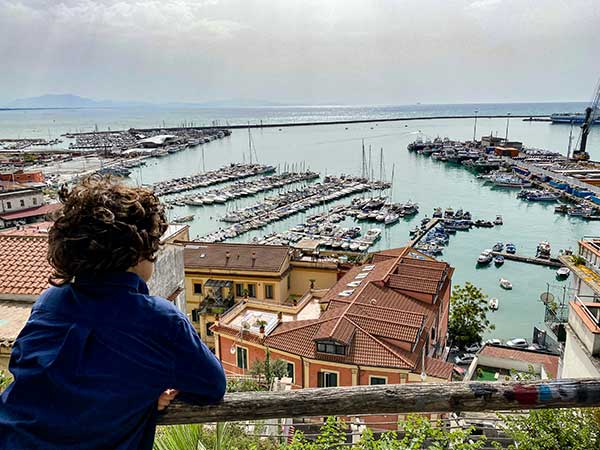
[{"x1": 0, "y1": 272, "x2": 226, "y2": 450}]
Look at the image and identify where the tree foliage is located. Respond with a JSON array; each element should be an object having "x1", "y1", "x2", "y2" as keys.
[
  {"x1": 250, "y1": 353, "x2": 289, "y2": 384},
  {"x1": 497, "y1": 408, "x2": 600, "y2": 450},
  {"x1": 0, "y1": 369, "x2": 11, "y2": 392},
  {"x1": 448, "y1": 282, "x2": 494, "y2": 349}
]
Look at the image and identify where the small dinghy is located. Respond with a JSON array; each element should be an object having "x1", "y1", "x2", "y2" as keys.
[
  {"x1": 489, "y1": 298, "x2": 499, "y2": 310},
  {"x1": 556, "y1": 267, "x2": 571, "y2": 278},
  {"x1": 499, "y1": 278, "x2": 513, "y2": 290},
  {"x1": 494, "y1": 255, "x2": 505, "y2": 266}
]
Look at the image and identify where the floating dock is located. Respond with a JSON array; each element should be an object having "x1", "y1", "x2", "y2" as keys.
[{"x1": 491, "y1": 251, "x2": 562, "y2": 268}]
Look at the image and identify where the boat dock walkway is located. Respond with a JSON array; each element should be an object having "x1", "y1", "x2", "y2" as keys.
[
  {"x1": 491, "y1": 251, "x2": 563, "y2": 268},
  {"x1": 511, "y1": 158, "x2": 600, "y2": 197},
  {"x1": 407, "y1": 217, "x2": 441, "y2": 246}
]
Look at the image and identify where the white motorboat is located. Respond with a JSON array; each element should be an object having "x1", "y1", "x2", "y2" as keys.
[
  {"x1": 384, "y1": 213, "x2": 400, "y2": 225},
  {"x1": 556, "y1": 267, "x2": 571, "y2": 278},
  {"x1": 477, "y1": 249, "x2": 493, "y2": 264},
  {"x1": 489, "y1": 298, "x2": 499, "y2": 310},
  {"x1": 499, "y1": 278, "x2": 513, "y2": 290}
]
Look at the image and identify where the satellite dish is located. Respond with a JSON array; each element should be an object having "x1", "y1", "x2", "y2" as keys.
[{"x1": 540, "y1": 292, "x2": 555, "y2": 303}]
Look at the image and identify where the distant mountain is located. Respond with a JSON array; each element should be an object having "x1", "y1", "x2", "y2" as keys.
[{"x1": 8, "y1": 94, "x2": 102, "y2": 108}]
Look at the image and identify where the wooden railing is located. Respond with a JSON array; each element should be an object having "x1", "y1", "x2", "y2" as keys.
[{"x1": 157, "y1": 378, "x2": 600, "y2": 425}]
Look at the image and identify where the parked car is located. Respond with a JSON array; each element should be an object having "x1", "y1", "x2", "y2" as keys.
[
  {"x1": 485, "y1": 338, "x2": 502, "y2": 345},
  {"x1": 454, "y1": 353, "x2": 476, "y2": 365},
  {"x1": 506, "y1": 338, "x2": 528, "y2": 348},
  {"x1": 465, "y1": 343, "x2": 481, "y2": 353}
]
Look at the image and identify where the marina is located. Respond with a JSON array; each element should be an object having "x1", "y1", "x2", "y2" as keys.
[
  {"x1": 152, "y1": 163, "x2": 275, "y2": 196},
  {"x1": 199, "y1": 177, "x2": 391, "y2": 242},
  {"x1": 165, "y1": 170, "x2": 320, "y2": 207}
]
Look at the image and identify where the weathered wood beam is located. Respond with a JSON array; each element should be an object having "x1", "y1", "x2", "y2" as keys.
[{"x1": 157, "y1": 378, "x2": 600, "y2": 425}]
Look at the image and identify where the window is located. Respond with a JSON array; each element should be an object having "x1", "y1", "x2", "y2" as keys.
[
  {"x1": 247, "y1": 283, "x2": 256, "y2": 298},
  {"x1": 370, "y1": 376, "x2": 387, "y2": 385},
  {"x1": 6, "y1": 201, "x2": 11, "y2": 209},
  {"x1": 19, "y1": 199, "x2": 25, "y2": 207},
  {"x1": 316, "y1": 341, "x2": 346, "y2": 356},
  {"x1": 235, "y1": 283, "x2": 244, "y2": 297},
  {"x1": 286, "y1": 362, "x2": 295, "y2": 382},
  {"x1": 32, "y1": 197, "x2": 37, "y2": 205},
  {"x1": 206, "y1": 322, "x2": 214, "y2": 336},
  {"x1": 287, "y1": 276, "x2": 291, "y2": 289},
  {"x1": 265, "y1": 284, "x2": 274, "y2": 299},
  {"x1": 193, "y1": 283, "x2": 202, "y2": 295},
  {"x1": 431, "y1": 327, "x2": 436, "y2": 341},
  {"x1": 191, "y1": 309, "x2": 200, "y2": 323},
  {"x1": 236, "y1": 347, "x2": 248, "y2": 369},
  {"x1": 317, "y1": 371, "x2": 338, "y2": 388}
]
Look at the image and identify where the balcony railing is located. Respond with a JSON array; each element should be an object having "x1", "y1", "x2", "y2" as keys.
[
  {"x1": 574, "y1": 295, "x2": 600, "y2": 326},
  {"x1": 156, "y1": 377, "x2": 600, "y2": 425}
]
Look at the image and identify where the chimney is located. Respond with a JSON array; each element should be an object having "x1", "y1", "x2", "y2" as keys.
[
  {"x1": 252, "y1": 251, "x2": 256, "y2": 267},
  {"x1": 225, "y1": 251, "x2": 230, "y2": 264},
  {"x1": 277, "y1": 312, "x2": 283, "y2": 322}
]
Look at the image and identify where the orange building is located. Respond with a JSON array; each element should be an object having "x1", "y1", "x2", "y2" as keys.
[
  {"x1": 212, "y1": 247, "x2": 455, "y2": 390},
  {"x1": 0, "y1": 170, "x2": 45, "y2": 184}
]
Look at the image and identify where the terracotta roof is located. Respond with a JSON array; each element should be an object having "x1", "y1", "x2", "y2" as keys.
[
  {"x1": 479, "y1": 344, "x2": 560, "y2": 378},
  {"x1": 184, "y1": 242, "x2": 290, "y2": 273},
  {"x1": 0, "y1": 235, "x2": 51, "y2": 297},
  {"x1": 417, "y1": 356, "x2": 455, "y2": 380},
  {"x1": 0, "y1": 203, "x2": 61, "y2": 221},
  {"x1": 371, "y1": 247, "x2": 409, "y2": 263},
  {"x1": 387, "y1": 274, "x2": 440, "y2": 294},
  {"x1": 386, "y1": 256, "x2": 450, "y2": 295},
  {"x1": 218, "y1": 248, "x2": 453, "y2": 375},
  {"x1": 0, "y1": 300, "x2": 32, "y2": 347}
]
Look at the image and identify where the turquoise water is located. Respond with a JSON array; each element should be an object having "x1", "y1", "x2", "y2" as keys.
[{"x1": 2, "y1": 104, "x2": 599, "y2": 341}]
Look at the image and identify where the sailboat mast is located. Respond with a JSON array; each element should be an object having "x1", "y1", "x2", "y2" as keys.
[
  {"x1": 361, "y1": 139, "x2": 366, "y2": 178},
  {"x1": 247, "y1": 126, "x2": 252, "y2": 164}
]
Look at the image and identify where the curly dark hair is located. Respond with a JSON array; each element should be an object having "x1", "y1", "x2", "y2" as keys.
[{"x1": 48, "y1": 176, "x2": 168, "y2": 286}]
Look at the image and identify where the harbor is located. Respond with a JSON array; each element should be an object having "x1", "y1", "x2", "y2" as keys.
[{"x1": 1, "y1": 102, "x2": 598, "y2": 341}]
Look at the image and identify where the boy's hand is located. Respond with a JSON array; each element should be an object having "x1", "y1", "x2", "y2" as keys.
[{"x1": 157, "y1": 389, "x2": 179, "y2": 411}]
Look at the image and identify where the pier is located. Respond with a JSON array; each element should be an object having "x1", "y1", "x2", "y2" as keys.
[
  {"x1": 491, "y1": 251, "x2": 563, "y2": 268},
  {"x1": 61, "y1": 114, "x2": 550, "y2": 136},
  {"x1": 167, "y1": 171, "x2": 319, "y2": 207},
  {"x1": 152, "y1": 163, "x2": 275, "y2": 196},
  {"x1": 407, "y1": 217, "x2": 442, "y2": 246}
]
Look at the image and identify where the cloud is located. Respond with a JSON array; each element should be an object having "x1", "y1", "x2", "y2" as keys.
[{"x1": 0, "y1": 0, "x2": 599, "y2": 104}]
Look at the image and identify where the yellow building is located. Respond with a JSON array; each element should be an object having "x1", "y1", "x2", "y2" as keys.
[{"x1": 183, "y1": 242, "x2": 340, "y2": 348}]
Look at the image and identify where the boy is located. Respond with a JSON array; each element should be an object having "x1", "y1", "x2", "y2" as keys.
[{"x1": 0, "y1": 177, "x2": 226, "y2": 449}]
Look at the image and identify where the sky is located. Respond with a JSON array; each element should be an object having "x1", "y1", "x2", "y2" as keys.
[{"x1": 0, "y1": 0, "x2": 599, "y2": 105}]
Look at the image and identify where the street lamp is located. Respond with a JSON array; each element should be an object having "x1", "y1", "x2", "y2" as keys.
[{"x1": 473, "y1": 110, "x2": 479, "y2": 142}]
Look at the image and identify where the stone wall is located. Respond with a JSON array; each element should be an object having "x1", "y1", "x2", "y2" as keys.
[{"x1": 148, "y1": 242, "x2": 187, "y2": 314}]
